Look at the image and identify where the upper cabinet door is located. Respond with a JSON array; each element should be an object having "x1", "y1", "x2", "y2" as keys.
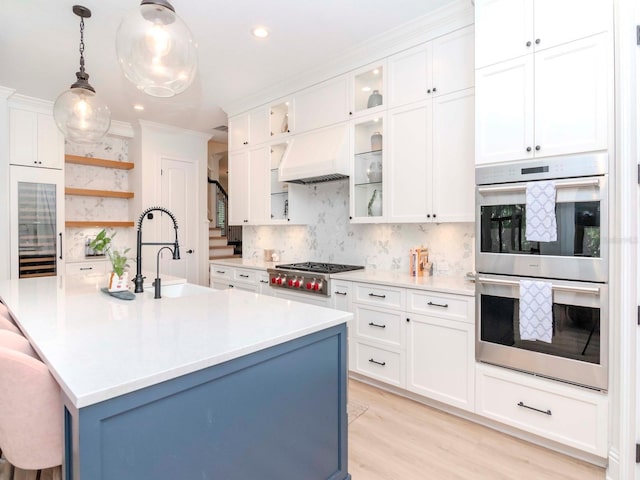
[
  {"x1": 36, "y1": 113, "x2": 64, "y2": 170},
  {"x1": 534, "y1": 34, "x2": 609, "y2": 159},
  {"x1": 228, "y1": 114, "x2": 249, "y2": 151},
  {"x1": 533, "y1": 0, "x2": 612, "y2": 53},
  {"x1": 294, "y1": 75, "x2": 349, "y2": 134},
  {"x1": 388, "y1": 43, "x2": 431, "y2": 109},
  {"x1": 249, "y1": 106, "x2": 270, "y2": 146},
  {"x1": 432, "y1": 26, "x2": 475, "y2": 98},
  {"x1": 475, "y1": 55, "x2": 534, "y2": 165},
  {"x1": 10, "y1": 108, "x2": 63, "y2": 170},
  {"x1": 350, "y1": 61, "x2": 386, "y2": 118},
  {"x1": 227, "y1": 150, "x2": 250, "y2": 225},
  {"x1": 475, "y1": 0, "x2": 532, "y2": 68}
]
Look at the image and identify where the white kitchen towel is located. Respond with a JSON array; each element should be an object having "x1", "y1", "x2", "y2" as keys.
[
  {"x1": 525, "y1": 180, "x2": 557, "y2": 242},
  {"x1": 519, "y1": 280, "x2": 553, "y2": 343}
]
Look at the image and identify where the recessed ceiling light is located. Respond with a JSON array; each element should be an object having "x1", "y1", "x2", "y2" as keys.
[
  {"x1": 252, "y1": 26, "x2": 270, "y2": 38},
  {"x1": 133, "y1": 104, "x2": 144, "y2": 111},
  {"x1": 361, "y1": 86, "x2": 371, "y2": 92},
  {"x1": 373, "y1": 69, "x2": 380, "y2": 75}
]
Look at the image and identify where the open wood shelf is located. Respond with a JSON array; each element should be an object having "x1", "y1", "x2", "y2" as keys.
[
  {"x1": 65, "y1": 154, "x2": 134, "y2": 170},
  {"x1": 65, "y1": 187, "x2": 134, "y2": 199},
  {"x1": 65, "y1": 221, "x2": 135, "y2": 228}
]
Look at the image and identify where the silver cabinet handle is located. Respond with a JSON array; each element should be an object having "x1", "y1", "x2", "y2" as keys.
[
  {"x1": 517, "y1": 401, "x2": 551, "y2": 416},
  {"x1": 478, "y1": 178, "x2": 600, "y2": 194},
  {"x1": 427, "y1": 301, "x2": 448, "y2": 308},
  {"x1": 368, "y1": 322, "x2": 386, "y2": 329},
  {"x1": 477, "y1": 276, "x2": 600, "y2": 295}
]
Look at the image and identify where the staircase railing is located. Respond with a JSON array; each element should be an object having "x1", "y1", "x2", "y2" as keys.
[{"x1": 208, "y1": 178, "x2": 242, "y2": 255}]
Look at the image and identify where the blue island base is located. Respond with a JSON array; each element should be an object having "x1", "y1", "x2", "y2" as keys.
[{"x1": 63, "y1": 324, "x2": 350, "y2": 480}]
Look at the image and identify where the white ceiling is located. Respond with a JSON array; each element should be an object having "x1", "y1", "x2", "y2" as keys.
[{"x1": 0, "y1": 0, "x2": 457, "y2": 142}]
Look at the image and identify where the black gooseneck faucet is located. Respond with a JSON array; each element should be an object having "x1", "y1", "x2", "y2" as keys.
[{"x1": 133, "y1": 206, "x2": 181, "y2": 294}]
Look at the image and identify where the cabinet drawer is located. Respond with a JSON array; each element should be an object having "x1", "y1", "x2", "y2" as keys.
[
  {"x1": 353, "y1": 342, "x2": 404, "y2": 387},
  {"x1": 354, "y1": 305, "x2": 404, "y2": 348},
  {"x1": 354, "y1": 283, "x2": 405, "y2": 309},
  {"x1": 407, "y1": 290, "x2": 473, "y2": 323},
  {"x1": 233, "y1": 268, "x2": 256, "y2": 283},
  {"x1": 66, "y1": 261, "x2": 107, "y2": 276},
  {"x1": 210, "y1": 264, "x2": 233, "y2": 280},
  {"x1": 476, "y1": 364, "x2": 608, "y2": 457}
]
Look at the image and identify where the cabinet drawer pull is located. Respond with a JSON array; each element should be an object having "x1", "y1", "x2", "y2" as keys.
[
  {"x1": 334, "y1": 291, "x2": 347, "y2": 296},
  {"x1": 228, "y1": 284, "x2": 234, "y2": 288},
  {"x1": 368, "y1": 358, "x2": 386, "y2": 366},
  {"x1": 260, "y1": 280, "x2": 269, "y2": 284},
  {"x1": 427, "y1": 301, "x2": 448, "y2": 308},
  {"x1": 239, "y1": 274, "x2": 249, "y2": 278},
  {"x1": 216, "y1": 270, "x2": 226, "y2": 274},
  {"x1": 79, "y1": 267, "x2": 93, "y2": 271},
  {"x1": 368, "y1": 293, "x2": 386, "y2": 299},
  {"x1": 517, "y1": 401, "x2": 552, "y2": 416},
  {"x1": 368, "y1": 322, "x2": 386, "y2": 329}
]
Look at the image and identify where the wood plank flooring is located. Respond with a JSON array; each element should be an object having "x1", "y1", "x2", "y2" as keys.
[{"x1": 348, "y1": 379, "x2": 606, "y2": 480}]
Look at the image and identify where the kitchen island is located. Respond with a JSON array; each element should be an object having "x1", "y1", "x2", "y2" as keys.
[{"x1": 0, "y1": 275, "x2": 352, "y2": 480}]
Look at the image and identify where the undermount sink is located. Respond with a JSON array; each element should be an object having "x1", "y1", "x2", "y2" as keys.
[{"x1": 144, "y1": 283, "x2": 213, "y2": 299}]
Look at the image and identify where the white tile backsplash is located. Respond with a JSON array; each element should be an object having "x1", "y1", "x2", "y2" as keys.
[{"x1": 243, "y1": 180, "x2": 475, "y2": 276}]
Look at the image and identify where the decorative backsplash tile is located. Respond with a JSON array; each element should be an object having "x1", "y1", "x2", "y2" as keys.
[
  {"x1": 243, "y1": 180, "x2": 475, "y2": 276},
  {"x1": 65, "y1": 136, "x2": 129, "y2": 162}
]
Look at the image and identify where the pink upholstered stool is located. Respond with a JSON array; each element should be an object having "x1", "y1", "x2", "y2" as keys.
[
  {"x1": 0, "y1": 316, "x2": 21, "y2": 335},
  {"x1": 0, "y1": 348, "x2": 62, "y2": 475},
  {"x1": 0, "y1": 331, "x2": 37, "y2": 358}
]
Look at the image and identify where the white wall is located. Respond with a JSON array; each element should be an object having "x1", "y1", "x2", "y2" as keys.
[
  {"x1": 243, "y1": 179, "x2": 474, "y2": 276},
  {"x1": 0, "y1": 87, "x2": 15, "y2": 281}
]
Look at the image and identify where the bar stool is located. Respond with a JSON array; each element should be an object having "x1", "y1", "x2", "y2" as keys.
[
  {"x1": 0, "y1": 348, "x2": 62, "y2": 477},
  {"x1": 0, "y1": 316, "x2": 21, "y2": 335},
  {"x1": 0, "y1": 331, "x2": 37, "y2": 358},
  {"x1": 0, "y1": 303, "x2": 17, "y2": 325}
]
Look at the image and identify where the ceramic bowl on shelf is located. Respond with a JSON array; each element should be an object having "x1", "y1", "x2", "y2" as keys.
[{"x1": 366, "y1": 160, "x2": 382, "y2": 183}]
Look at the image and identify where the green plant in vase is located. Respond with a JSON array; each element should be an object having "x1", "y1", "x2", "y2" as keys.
[{"x1": 89, "y1": 229, "x2": 131, "y2": 290}]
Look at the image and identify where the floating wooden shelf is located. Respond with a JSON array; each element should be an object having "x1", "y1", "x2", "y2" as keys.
[
  {"x1": 65, "y1": 154, "x2": 134, "y2": 170},
  {"x1": 65, "y1": 187, "x2": 134, "y2": 199},
  {"x1": 65, "y1": 221, "x2": 135, "y2": 228}
]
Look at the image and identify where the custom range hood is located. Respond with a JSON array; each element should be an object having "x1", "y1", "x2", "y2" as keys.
[{"x1": 279, "y1": 124, "x2": 349, "y2": 185}]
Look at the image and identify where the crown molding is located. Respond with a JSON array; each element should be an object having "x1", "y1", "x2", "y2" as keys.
[
  {"x1": 0, "y1": 86, "x2": 16, "y2": 101},
  {"x1": 7, "y1": 93, "x2": 55, "y2": 114},
  {"x1": 138, "y1": 119, "x2": 213, "y2": 141},
  {"x1": 221, "y1": 0, "x2": 473, "y2": 117},
  {"x1": 108, "y1": 120, "x2": 135, "y2": 138}
]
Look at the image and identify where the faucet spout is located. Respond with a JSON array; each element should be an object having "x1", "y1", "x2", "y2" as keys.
[
  {"x1": 153, "y1": 246, "x2": 175, "y2": 299},
  {"x1": 133, "y1": 206, "x2": 181, "y2": 293}
]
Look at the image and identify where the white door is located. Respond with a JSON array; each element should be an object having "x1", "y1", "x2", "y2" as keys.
[
  {"x1": 160, "y1": 157, "x2": 198, "y2": 283},
  {"x1": 534, "y1": 34, "x2": 609, "y2": 158},
  {"x1": 432, "y1": 88, "x2": 475, "y2": 223},
  {"x1": 475, "y1": 55, "x2": 534, "y2": 164}
]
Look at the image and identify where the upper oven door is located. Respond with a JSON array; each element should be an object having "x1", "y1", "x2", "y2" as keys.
[{"x1": 475, "y1": 175, "x2": 608, "y2": 282}]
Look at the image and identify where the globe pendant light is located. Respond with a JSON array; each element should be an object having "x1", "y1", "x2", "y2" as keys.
[
  {"x1": 53, "y1": 5, "x2": 111, "y2": 145},
  {"x1": 116, "y1": 0, "x2": 198, "y2": 97}
]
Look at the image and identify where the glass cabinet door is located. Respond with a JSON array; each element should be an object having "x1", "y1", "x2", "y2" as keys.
[
  {"x1": 352, "y1": 62, "x2": 385, "y2": 116},
  {"x1": 10, "y1": 167, "x2": 64, "y2": 278},
  {"x1": 270, "y1": 143, "x2": 289, "y2": 221},
  {"x1": 270, "y1": 101, "x2": 291, "y2": 138},
  {"x1": 352, "y1": 115, "x2": 384, "y2": 221}
]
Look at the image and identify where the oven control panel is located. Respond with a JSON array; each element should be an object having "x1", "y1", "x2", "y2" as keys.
[{"x1": 268, "y1": 271, "x2": 328, "y2": 296}]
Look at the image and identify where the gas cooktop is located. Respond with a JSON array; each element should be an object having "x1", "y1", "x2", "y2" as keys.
[{"x1": 274, "y1": 262, "x2": 365, "y2": 274}]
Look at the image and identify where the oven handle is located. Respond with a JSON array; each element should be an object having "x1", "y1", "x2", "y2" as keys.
[
  {"x1": 477, "y1": 178, "x2": 600, "y2": 194},
  {"x1": 476, "y1": 276, "x2": 600, "y2": 295}
]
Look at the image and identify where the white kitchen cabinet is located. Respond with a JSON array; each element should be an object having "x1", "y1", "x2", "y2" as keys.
[
  {"x1": 65, "y1": 260, "x2": 108, "y2": 276},
  {"x1": 228, "y1": 106, "x2": 271, "y2": 151},
  {"x1": 228, "y1": 113, "x2": 249, "y2": 151},
  {"x1": 269, "y1": 142, "x2": 290, "y2": 222},
  {"x1": 228, "y1": 146, "x2": 269, "y2": 225},
  {"x1": 388, "y1": 88, "x2": 474, "y2": 223},
  {"x1": 476, "y1": 34, "x2": 609, "y2": 165},
  {"x1": 476, "y1": 363, "x2": 608, "y2": 457},
  {"x1": 389, "y1": 26, "x2": 474, "y2": 109},
  {"x1": 406, "y1": 290, "x2": 475, "y2": 412},
  {"x1": 10, "y1": 107, "x2": 64, "y2": 169},
  {"x1": 474, "y1": 0, "x2": 612, "y2": 69},
  {"x1": 269, "y1": 99, "x2": 292, "y2": 138},
  {"x1": 209, "y1": 263, "x2": 267, "y2": 293},
  {"x1": 350, "y1": 113, "x2": 386, "y2": 223},
  {"x1": 331, "y1": 280, "x2": 352, "y2": 312},
  {"x1": 293, "y1": 76, "x2": 349, "y2": 134}
]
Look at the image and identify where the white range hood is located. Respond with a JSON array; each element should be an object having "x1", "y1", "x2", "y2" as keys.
[{"x1": 279, "y1": 124, "x2": 349, "y2": 185}]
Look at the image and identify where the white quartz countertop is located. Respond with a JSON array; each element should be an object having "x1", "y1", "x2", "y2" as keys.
[
  {"x1": 330, "y1": 270, "x2": 476, "y2": 297},
  {"x1": 0, "y1": 276, "x2": 351, "y2": 408},
  {"x1": 209, "y1": 258, "x2": 278, "y2": 270}
]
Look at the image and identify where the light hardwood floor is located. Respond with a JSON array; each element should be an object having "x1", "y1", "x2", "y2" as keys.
[{"x1": 348, "y1": 379, "x2": 606, "y2": 480}]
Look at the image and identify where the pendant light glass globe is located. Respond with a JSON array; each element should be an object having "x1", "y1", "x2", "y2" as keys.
[
  {"x1": 54, "y1": 86, "x2": 111, "y2": 145},
  {"x1": 53, "y1": 5, "x2": 111, "y2": 145},
  {"x1": 116, "y1": 1, "x2": 198, "y2": 97}
]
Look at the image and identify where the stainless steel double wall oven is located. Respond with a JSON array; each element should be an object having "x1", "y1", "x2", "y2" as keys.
[{"x1": 475, "y1": 154, "x2": 608, "y2": 390}]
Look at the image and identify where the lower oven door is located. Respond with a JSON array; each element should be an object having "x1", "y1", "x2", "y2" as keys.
[{"x1": 476, "y1": 274, "x2": 608, "y2": 390}]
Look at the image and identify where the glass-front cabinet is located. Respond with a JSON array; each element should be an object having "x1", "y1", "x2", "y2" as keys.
[
  {"x1": 270, "y1": 142, "x2": 290, "y2": 222},
  {"x1": 10, "y1": 166, "x2": 65, "y2": 278},
  {"x1": 351, "y1": 113, "x2": 385, "y2": 222},
  {"x1": 351, "y1": 62, "x2": 386, "y2": 117},
  {"x1": 270, "y1": 101, "x2": 292, "y2": 138}
]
